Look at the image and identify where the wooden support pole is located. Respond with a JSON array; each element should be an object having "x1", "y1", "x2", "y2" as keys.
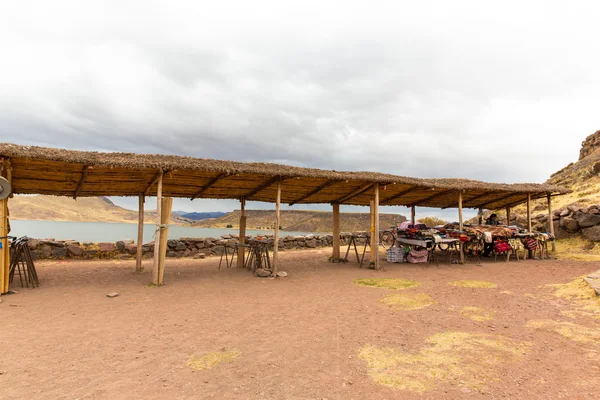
[
  {"x1": 458, "y1": 191, "x2": 464, "y2": 264},
  {"x1": 237, "y1": 198, "x2": 246, "y2": 268},
  {"x1": 370, "y1": 199, "x2": 375, "y2": 259},
  {"x1": 157, "y1": 197, "x2": 173, "y2": 284},
  {"x1": 272, "y1": 181, "x2": 281, "y2": 277},
  {"x1": 0, "y1": 159, "x2": 11, "y2": 293},
  {"x1": 548, "y1": 193, "x2": 556, "y2": 252},
  {"x1": 135, "y1": 194, "x2": 144, "y2": 272},
  {"x1": 73, "y1": 165, "x2": 90, "y2": 199},
  {"x1": 527, "y1": 193, "x2": 532, "y2": 232},
  {"x1": 0, "y1": 197, "x2": 7, "y2": 294},
  {"x1": 151, "y1": 170, "x2": 163, "y2": 285},
  {"x1": 332, "y1": 203, "x2": 341, "y2": 260},
  {"x1": 374, "y1": 183, "x2": 380, "y2": 270},
  {"x1": 506, "y1": 206, "x2": 511, "y2": 226},
  {"x1": 478, "y1": 207, "x2": 483, "y2": 225},
  {"x1": 410, "y1": 205, "x2": 416, "y2": 225}
]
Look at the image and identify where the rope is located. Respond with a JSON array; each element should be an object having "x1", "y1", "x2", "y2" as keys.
[{"x1": 152, "y1": 223, "x2": 173, "y2": 238}]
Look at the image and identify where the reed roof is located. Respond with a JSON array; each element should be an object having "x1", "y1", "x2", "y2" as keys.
[{"x1": 0, "y1": 143, "x2": 569, "y2": 209}]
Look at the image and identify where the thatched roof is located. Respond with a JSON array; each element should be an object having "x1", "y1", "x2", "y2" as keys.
[{"x1": 0, "y1": 143, "x2": 569, "y2": 209}]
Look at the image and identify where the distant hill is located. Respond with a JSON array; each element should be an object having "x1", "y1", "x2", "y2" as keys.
[
  {"x1": 181, "y1": 211, "x2": 227, "y2": 220},
  {"x1": 9, "y1": 195, "x2": 191, "y2": 224},
  {"x1": 192, "y1": 209, "x2": 406, "y2": 233}
]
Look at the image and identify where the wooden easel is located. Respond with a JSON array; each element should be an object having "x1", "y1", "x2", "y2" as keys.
[{"x1": 344, "y1": 235, "x2": 370, "y2": 268}]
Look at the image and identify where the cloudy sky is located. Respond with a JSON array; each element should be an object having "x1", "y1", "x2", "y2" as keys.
[{"x1": 1, "y1": 1, "x2": 599, "y2": 220}]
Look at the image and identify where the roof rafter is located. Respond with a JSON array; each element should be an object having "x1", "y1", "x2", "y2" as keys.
[
  {"x1": 190, "y1": 172, "x2": 228, "y2": 200},
  {"x1": 381, "y1": 186, "x2": 417, "y2": 205},
  {"x1": 476, "y1": 192, "x2": 521, "y2": 208},
  {"x1": 245, "y1": 176, "x2": 282, "y2": 199},
  {"x1": 449, "y1": 192, "x2": 492, "y2": 209},
  {"x1": 289, "y1": 179, "x2": 338, "y2": 206},
  {"x1": 73, "y1": 165, "x2": 90, "y2": 200},
  {"x1": 332, "y1": 182, "x2": 374, "y2": 204},
  {"x1": 410, "y1": 189, "x2": 454, "y2": 207},
  {"x1": 144, "y1": 170, "x2": 169, "y2": 196}
]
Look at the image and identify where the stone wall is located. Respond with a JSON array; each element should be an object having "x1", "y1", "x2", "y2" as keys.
[
  {"x1": 25, "y1": 233, "x2": 366, "y2": 261},
  {"x1": 544, "y1": 204, "x2": 600, "y2": 241}
]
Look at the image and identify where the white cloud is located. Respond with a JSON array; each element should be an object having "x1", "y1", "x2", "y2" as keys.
[{"x1": 0, "y1": 0, "x2": 598, "y2": 218}]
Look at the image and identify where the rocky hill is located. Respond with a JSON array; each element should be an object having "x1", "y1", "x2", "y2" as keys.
[
  {"x1": 476, "y1": 129, "x2": 600, "y2": 241},
  {"x1": 9, "y1": 195, "x2": 190, "y2": 224},
  {"x1": 192, "y1": 209, "x2": 406, "y2": 233}
]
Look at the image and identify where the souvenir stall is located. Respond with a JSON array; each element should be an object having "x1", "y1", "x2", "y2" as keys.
[
  {"x1": 440, "y1": 223, "x2": 555, "y2": 261},
  {"x1": 385, "y1": 223, "x2": 460, "y2": 264}
]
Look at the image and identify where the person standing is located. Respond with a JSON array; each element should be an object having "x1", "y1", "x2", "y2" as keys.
[{"x1": 483, "y1": 214, "x2": 499, "y2": 257}]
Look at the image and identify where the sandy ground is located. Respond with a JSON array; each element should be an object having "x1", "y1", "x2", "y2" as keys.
[{"x1": 2, "y1": 248, "x2": 600, "y2": 400}]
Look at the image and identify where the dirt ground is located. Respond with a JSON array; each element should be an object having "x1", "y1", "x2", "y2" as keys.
[{"x1": 2, "y1": 248, "x2": 600, "y2": 400}]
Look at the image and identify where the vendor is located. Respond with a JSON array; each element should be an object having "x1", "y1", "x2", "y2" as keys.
[
  {"x1": 485, "y1": 214, "x2": 500, "y2": 226},
  {"x1": 483, "y1": 213, "x2": 499, "y2": 257}
]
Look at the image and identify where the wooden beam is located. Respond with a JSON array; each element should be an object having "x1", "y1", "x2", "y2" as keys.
[
  {"x1": 410, "y1": 189, "x2": 453, "y2": 207},
  {"x1": 0, "y1": 159, "x2": 9, "y2": 294},
  {"x1": 151, "y1": 170, "x2": 163, "y2": 285},
  {"x1": 245, "y1": 176, "x2": 281, "y2": 199},
  {"x1": 458, "y1": 191, "x2": 464, "y2": 264},
  {"x1": 136, "y1": 194, "x2": 144, "y2": 272},
  {"x1": 370, "y1": 199, "x2": 376, "y2": 260},
  {"x1": 374, "y1": 183, "x2": 380, "y2": 270},
  {"x1": 333, "y1": 182, "x2": 374, "y2": 204},
  {"x1": 410, "y1": 205, "x2": 416, "y2": 224},
  {"x1": 527, "y1": 193, "x2": 532, "y2": 232},
  {"x1": 73, "y1": 165, "x2": 90, "y2": 199},
  {"x1": 475, "y1": 192, "x2": 520, "y2": 208},
  {"x1": 157, "y1": 196, "x2": 173, "y2": 284},
  {"x1": 457, "y1": 192, "x2": 492, "y2": 208},
  {"x1": 506, "y1": 206, "x2": 511, "y2": 226},
  {"x1": 380, "y1": 186, "x2": 417, "y2": 205},
  {"x1": 237, "y1": 197, "x2": 246, "y2": 268},
  {"x1": 5, "y1": 159, "x2": 12, "y2": 198},
  {"x1": 272, "y1": 181, "x2": 281, "y2": 277},
  {"x1": 145, "y1": 170, "x2": 164, "y2": 196},
  {"x1": 332, "y1": 203, "x2": 340, "y2": 260},
  {"x1": 190, "y1": 172, "x2": 228, "y2": 200},
  {"x1": 548, "y1": 193, "x2": 556, "y2": 252},
  {"x1": 478, "y1": 207, "x2": 483, "y2": 225},
  {"x1": 289, "y1": 180, "x2": 337, "y2": 206}
]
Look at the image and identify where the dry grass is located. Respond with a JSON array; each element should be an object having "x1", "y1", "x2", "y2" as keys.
[
  {"x1": 448, "y1": 280, "x2": 497, "y2": 289},
  {"x1": 359, "y1": 332, "x2": 530, "y2": 393},
  {"x1": 554, "y1": 237, "x2": 600, "y2": 262},
  {"x1": 380, "y1": 293, "x2": 436, "y2": 310},
  {"x1": 353, "y1": 278, "x2": 420, "y2": 290},
  {"x1": 186, "y1": 351, "x2": 239, "y2": 370},
  {"x1": 460, "y1": 306, "x2": 495, "y2": 322},
  {"x1": 548, "y1": 277, "x2": 600, "y2": 318},
  {"x1": 526, "y1": 320, "x2": 600, "y2": 344}
]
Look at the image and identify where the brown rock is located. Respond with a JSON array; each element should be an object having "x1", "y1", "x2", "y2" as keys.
[
  {"x1": 256, "y1": 268, "x2": 271, "y2": 277},
  {"x1": 125, "y1": 244, "x2": 138, "y2": 254},
  {"x1": 575, "y1": 213, "x2": 600, "y2": 228},
  {"x1": 52, "y1": 247, "x2": 68, "y2": 258},
  {"x1": 99, "y1": 242, "x2": 117, "y2": 252},
  {"x1": 39, "y1": 245, "x2": 52, "y2": 258},
  {"x1": 27, "y1": 239, "x2": 40, "y2": 250},
  {"x1": 561, "y1": 217, "x2": 579, "y2": 233},
  {"x1": 582, "y1": 226, "x2": 600, "y2": 241},
  {"x1": 67, "y1": 244, "x2": 84, "y2": 256}
]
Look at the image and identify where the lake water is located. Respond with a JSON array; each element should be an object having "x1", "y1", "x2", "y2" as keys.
[{"x1": 9, "y1": 220, "x2": 322, "y2": 243}]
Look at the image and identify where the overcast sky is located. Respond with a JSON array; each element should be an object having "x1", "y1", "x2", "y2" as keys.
[{"x1": 1, "y1": 1, "x2": 599, "y2": 221}]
